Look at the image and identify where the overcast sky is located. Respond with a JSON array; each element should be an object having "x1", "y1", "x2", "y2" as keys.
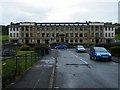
[{"x1": 0, "y1": 0, "x2": 119, "y2": 25}]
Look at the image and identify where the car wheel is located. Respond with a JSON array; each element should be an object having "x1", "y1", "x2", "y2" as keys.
[
  {"x1": 94, "y1": 57, "x2": 97, "y2": 61},
  {"x1": 90, "y1": 56, "x2": 92, "y2": 60}
]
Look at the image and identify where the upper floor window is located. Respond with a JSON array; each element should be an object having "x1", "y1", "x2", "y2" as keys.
[
  {"x1": 75, "y1": 33, "x2": 78, "y2": 37},
  {"x1": 84, "y1": 33, "x2": 87, "y2": 37},
  {"x1": 42, "y1": 33, "x2": 45, "y2": 37},
  {"x1": 80, "y1": 33, "x2": 83, "y2": 37},
  {"x1": 26, "y1": 33, "x2": 29, "y2": 37},
  {"x1": 105, "y1": 33, "x2": 107, "y2": 37},
  {"x1": 70, "y1": 33, "x2": 73, "y2": 37},
  {"x1": 21, "y1": 27, "x2": 24, "y2": 31},
  {"x1": 109, "y1": 33, "x2": 110, "y2": 37},
  {"x1": 46, "y1": 33, "x2": 49, "y2": 37},
  {"x1": 66, "y1": 33, "x2": 68, "y2": 37},
  {"x1": 26, "y1": 26, "x2": 29, "y2": 31}
]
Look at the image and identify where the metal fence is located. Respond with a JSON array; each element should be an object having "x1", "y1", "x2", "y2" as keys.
[{"x1": 2, "y1": 51, "x2": 41, "y2": 88}]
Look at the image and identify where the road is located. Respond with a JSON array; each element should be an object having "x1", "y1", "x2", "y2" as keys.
[{"x1": 54, "y1": 49, "x2": 119, "y2": 88}]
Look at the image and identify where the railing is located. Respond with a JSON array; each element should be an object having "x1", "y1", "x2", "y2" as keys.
[{"x1": 2, "y1": 51, "x2": 41, "y2": 88}]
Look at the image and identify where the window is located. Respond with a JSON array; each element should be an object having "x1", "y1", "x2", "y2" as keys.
[
  {"x1": 84, "y1": 33, "x2": 87, "y2": 37},
  {"x1": 66, "y1": 33, "x2": 68, "y2": 37},
  {"x1": 56, "y1": 33, "x2": 59, "y2": 37},
  {"x1": 30, "y1": 33, "x2": 33, "y2": 37},
  {"x1": 100, "y1": 26, "x2": 103, "y2": 30},
  {"x1": 13, "y1": 28, "x2": 15, "y2": 31},
  {"x1": 91, "y1": 33, "x2": 94, "y2": 37},
  {"x1": 26, "y1": 33, "x2": 29, "y2": 37},
  {"x1": 57, "y1": 40, "x2": 59, "y2": 42},
  {"x1": 26, "y1": 26, "x2": 29, "y2": 31},
  {"x1": 52, "y1": 33, "x2": 54, "y2": 37},
  {"x1": 80, "y1": 39, "x2": 83, "y2": 42},
  {"x1": 75, "y1": 39, "x2": 78, "y2": 43},
  {"x1": 105, "y1": 33, "x2": 107, "y2": 37},
  {"x1": 10, "y1": 33, "x2": 12, "y2": 37},
  {"x1": 80, "y1": 33, "x2": 83, "y2": 37},
  {"x1": 91, "y1": 26, "x2": 94, "y2": 30},
  {"x1": 71, "y1": 33, "x2": 73, "y2": 37},
  {"x1": 66, "y1": 40, "x2": 68, "y2": 43},
  {"x1": 100, "y1": 33, "x2": 103, "y2": 37},
  {"x1": 80, "y1": 27, "x2": 82, "y2": 31},
  {"x1": 42, "y1": 33, "x2": 45, "y2": 37},
  {"x1": 13, "y1": 33, "x2": 15, "y2": 37},
  {"x1": 105, "y1": 27, "x2": 107, "y2": 31},
  {"x1": 16, "y1": 33, "x2": 19, "y2": 37},
  {"x1": 75, "y1": 33, "x2": 78, "y2": 37},
  {"x1": 70, "y1": 40, "x2": 73, "y2": 43},
  {"x1": 47, "y1": 33, "x2": 49, "y2": 37},
  {"x1": 112, "y1": 33, "x2": 114, "y2": 37},
  {"x1": 96, "y1": 33, "x2": 98, "y2": 37},
  {"x1": 109, "y1": 33, "x2": 110, "y2": 37},
  {"x1": 21, "y1": 33, "x2": 24, "y2": 37},
  {"x1": 21, "y1": 27, "x2": 24, "y2": 31}
]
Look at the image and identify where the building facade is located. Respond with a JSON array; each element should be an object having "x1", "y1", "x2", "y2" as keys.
[{"x1": 9, "y1": 22, "x2": 115, "y2": 45}]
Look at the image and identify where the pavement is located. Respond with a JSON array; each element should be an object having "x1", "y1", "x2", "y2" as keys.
[{"x1": 6, "y1": 50, "x2": 56, "y2": 89}]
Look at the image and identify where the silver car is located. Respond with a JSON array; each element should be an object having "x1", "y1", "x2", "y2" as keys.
[{"x1": 76, "y1": 45, "x2": 86, "y2": 53}]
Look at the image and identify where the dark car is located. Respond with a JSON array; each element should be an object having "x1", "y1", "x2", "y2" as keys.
[
  {"x1": 55, "y1": 45, "x2": 68, "y2": 49},
  {"x1": 76, "y1": 45, "x2": 85, "y2": 52},
  {"x1": 89, "y1": 47, "x2": 111, "y2": 61}
]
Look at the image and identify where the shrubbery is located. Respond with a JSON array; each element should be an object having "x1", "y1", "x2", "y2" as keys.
[
  {"x1": 2, "y1": 49, "x2": 16, "y2": 57},
  {"x1": 34, "y1": 44, "x2": 50, "y2": 56},
  {"x1": 109, "y1": 46, "x2": 120, "y2": 56},
  {"x1": 20, "y1": 44, "x2": 31, "y2": 51}
]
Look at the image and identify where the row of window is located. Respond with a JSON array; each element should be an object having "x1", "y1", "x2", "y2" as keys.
[
  {"x1": 20, "y1": 39, "x2": 103, "y2": 43},
  {"x1": 10, "y1": 33, "x2": 114, "y2": 38},
  {"x1": 10, "y1": 33, "x2": 19, "y2": 37},
  {"x1": 105, "y1": 33, "x2": 114, "y2": 37}
]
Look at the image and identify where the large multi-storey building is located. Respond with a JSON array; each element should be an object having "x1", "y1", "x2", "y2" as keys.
[{"x1": 8, "y1": 21, "x2": 115, "y2": 45}]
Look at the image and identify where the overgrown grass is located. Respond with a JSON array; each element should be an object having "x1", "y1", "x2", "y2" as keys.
[
  {"x1": 0, "y1": 35, "x2": 9, "y2": 41},
  {"x1": 115, "y1": 34, "x2": 120, "y2": 40}
]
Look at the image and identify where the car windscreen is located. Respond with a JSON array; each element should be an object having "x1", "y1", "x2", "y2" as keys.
[{"x1": 95, "y1": 48, "x2": 108, "y2": 53}]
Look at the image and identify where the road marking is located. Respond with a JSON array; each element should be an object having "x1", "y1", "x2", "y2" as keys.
[
  {"x1": 69, "y1": 51, "x2": 89, "y2": 65},
  {"x1": 80, "y1": 59, "x2": 88, "y2": 64}
]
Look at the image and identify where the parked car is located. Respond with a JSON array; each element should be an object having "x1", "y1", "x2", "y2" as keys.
[
  {"x1": 55, "y1": 45, "x2": 68, "y2": 49},
  {"x1": 89, "y1": 47, "x2": 111, "y2": 61},
  {"x1": 76, "y1": 45, "x2": 85, "y2": 52}
]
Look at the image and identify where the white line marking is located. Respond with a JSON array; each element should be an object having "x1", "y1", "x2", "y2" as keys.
[
  {"x1": 80, "y1": 59, "x2": 88, "y2": 64},
  {"x1": 69, "y1": 51, "x2": 88, "y2": 64}
]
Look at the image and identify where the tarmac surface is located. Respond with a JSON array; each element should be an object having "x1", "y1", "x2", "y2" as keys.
[{"x1": 8, "y1": 50, "x2": 56, "y2": 89}]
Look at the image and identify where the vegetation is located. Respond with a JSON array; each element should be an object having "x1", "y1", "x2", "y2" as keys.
[
  {"x1": 1, "y1": 25, "x2": 8, "y2": 35},
  {"x1": 20, "y1": 44, "x2": 31, "y2": 51},
  {"x1": 2, "y1": 51, "x2": 38, "y2": 88},
  {"x1": 0, "y1": 35, "x2": 9, "y2": 41},
  {"x1": 115, "y1": 34, "x2": 120, "y2": 40},
  {"x1": 2, "y1": 49, "x2": 16, "y2": 57},
  {"x1": 109, "y1": 46, "x2": 120, "y2": 57},
  {"x1": 34, "y1": 44, "x2": 50, "y2": 55}
]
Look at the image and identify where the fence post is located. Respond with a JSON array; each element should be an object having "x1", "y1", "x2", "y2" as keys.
[
  {"x1": 15, "y1": 56, "x2": 18, "y2": 75},
  {"x1": 31, "y1": 52, "x2": 33, "y2": 66},
  {"x1": 25, "y1": 54, "x2": 27, "y2": 70}
]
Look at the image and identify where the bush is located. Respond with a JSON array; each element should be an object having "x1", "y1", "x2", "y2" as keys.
[
  {"x1": 109, "y1": 46, "x2": 120, "y2": 56},
  {"x1": 34, "y1": 44, "x2": 50, "y2": 56},
  {"x1": 20, "y1": 44, "x2": 31, "y2": 51},
  {"x1": 2, "y1": 49, "x2": 16, "y2": 57}
]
